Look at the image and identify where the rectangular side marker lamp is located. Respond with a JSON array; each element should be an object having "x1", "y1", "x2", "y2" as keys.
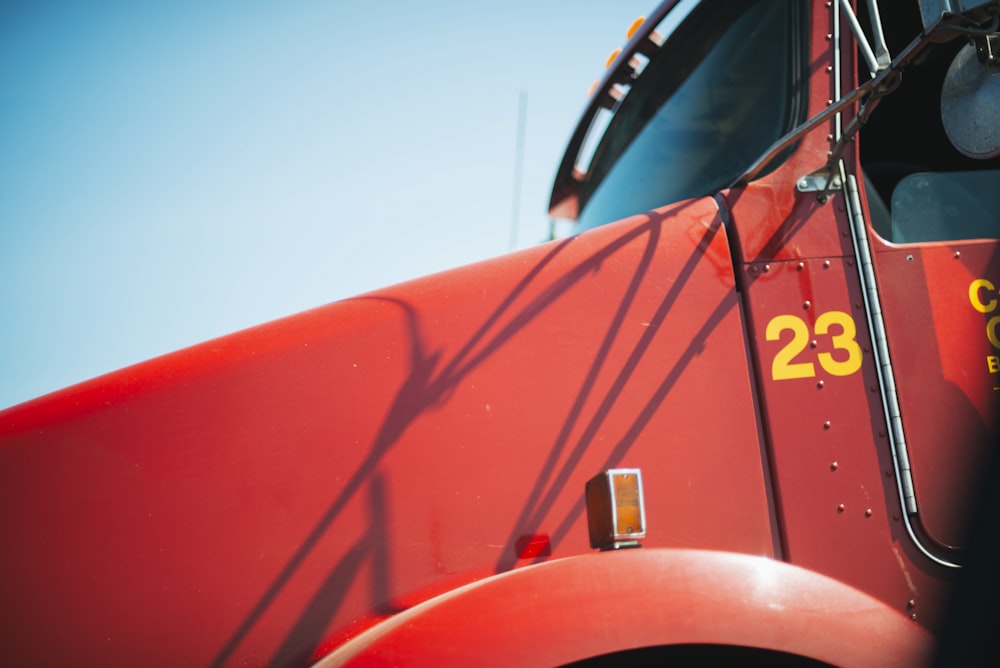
[{"x1": 585, "y1": 468, "x2": 646, "y2": 550}]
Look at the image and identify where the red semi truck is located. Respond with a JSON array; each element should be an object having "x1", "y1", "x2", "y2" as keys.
[{"x1": 2, "y1": 0, "x2": 999, "y2": 665}]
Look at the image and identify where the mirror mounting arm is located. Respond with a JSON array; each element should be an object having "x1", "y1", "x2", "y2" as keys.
[
  {"x1": 734, "y1": 2, "x2": 998, "y2": 196},
  {"x1": 975, "y1": 32, "x2": 997, "y2": 64},
  {"x1": 840, "y1": 0, "x2": 891, "y2": 77}
]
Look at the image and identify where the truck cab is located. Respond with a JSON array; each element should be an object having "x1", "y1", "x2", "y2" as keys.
[{"x1": 1, "y1": 1, "x2": 998, "y2": 665}]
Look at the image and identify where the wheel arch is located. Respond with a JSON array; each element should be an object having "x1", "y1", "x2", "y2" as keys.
[{"x1": 316, "y1": 548, "x2": 933, "y2": 667}]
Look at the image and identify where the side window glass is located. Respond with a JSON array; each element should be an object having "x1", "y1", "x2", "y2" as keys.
[
  {"x1": 890, "y1": 171, "x2": 1000, "y2": 243},
  {"x1": 859, "y1": 9, "x2": 1000, "y2": 243}
]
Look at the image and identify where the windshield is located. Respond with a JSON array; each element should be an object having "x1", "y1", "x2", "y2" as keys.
[{"x1": 576, "y1": 1, "x2": 807, "y2": 231}]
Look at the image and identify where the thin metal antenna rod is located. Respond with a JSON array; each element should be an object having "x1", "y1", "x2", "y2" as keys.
[{"x1": 509, "y1": 91, "x2": 528, "y2": 251}]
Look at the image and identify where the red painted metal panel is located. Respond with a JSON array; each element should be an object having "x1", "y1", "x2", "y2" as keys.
[
  {"x1": 320, "y1": 549, "x2": 934, "y2": 667},
  {"x1": 872, "y1": 242, "x2": 1000, "y2": 550},
  {"x1": 0, "y1": 198, "x2": 774, "y2": 666},
  {"x1": 734, "y1": 251, "x2": 952, "y2": 627},
  {"x1": 720, "y1": 0, "x2": 960, "y2": 632}
]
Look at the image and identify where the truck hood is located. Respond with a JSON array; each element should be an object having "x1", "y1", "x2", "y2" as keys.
[{"x1": 0, "y1": 195, "x2": 776, "y2": 666}]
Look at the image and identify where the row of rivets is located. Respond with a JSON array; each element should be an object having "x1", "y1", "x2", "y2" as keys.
[{"x1": 834, "y1": 502, "x2": 874, "y2": 517}]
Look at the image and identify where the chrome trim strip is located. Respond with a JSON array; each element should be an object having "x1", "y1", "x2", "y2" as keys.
[
  {"x1": 843, "y1": 174, "x2": 960, "y2": 570},
  {"x1": 832, "y1": 2, "x2": 959, "y2": 568}
]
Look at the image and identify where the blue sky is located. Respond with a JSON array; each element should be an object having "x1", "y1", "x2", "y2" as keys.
[{"x1": 0, "y1": 0, "x2": 654, "y2": 409}]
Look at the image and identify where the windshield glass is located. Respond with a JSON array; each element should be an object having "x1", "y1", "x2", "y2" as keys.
[{"x1": 576, "y1": 0, "x2": 806, "y2": 231}]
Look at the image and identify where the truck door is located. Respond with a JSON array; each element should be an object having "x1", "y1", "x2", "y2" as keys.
[{"x1": 856, "y1": 6, "x2": 1000, "y2": 556}]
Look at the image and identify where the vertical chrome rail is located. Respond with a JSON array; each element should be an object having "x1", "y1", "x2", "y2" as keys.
[{"x1": 843, "y1": 174, "x2": 960, "y2": 569}]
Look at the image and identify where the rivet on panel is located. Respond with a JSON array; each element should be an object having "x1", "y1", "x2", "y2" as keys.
[
  {"x1": 830, "y1": 461, "x2": 838, "y2": 471},
  {"x1": 871, "y1": 385, "x2": 878, "y2": 393},
  {"x1": 763, "y1": 263, "x2": 771, "y2": 273},
  {"x1": 878, "y1": 430, "x2": 886, "y2": 438},
  {"x1": 823, "y1": 260, "x2": 831, "y2": 269},
  {"x1": 893, "y1": 513, "x2": 901, "y2": 521},
  {"x1": 954, "y1": 251, "x2": 961, "y2": 259},
  {"x1": 906, "y1": 600, "x2": 916, "y2": 609},
  {"x1": 817, "y1": 380, "x2": 825, "y2": 389},
  {"x1": 865, "y1": 508, "x2": 873, "y2": 517},
  {"x1": 837, "y1": 503, "x2": 845, "y2": 513},
  {"x1": 823, "y1": 421, "x2": 831, "y2": 430},
  {"x1": 803, "y1": 300, "x2": 812, "y2": 310},
  {"x1": 847, "y1": 258, "x2": 855, "y2": 266},
  {"x1": 797, "y1": 262, "x2": 805, "y2": 271},
  {"x1": 911, "y1": 613, "x2": 918, "y2": 621},
  {"x1": 906, "y1": 255, "x2": 914, "y2": 262},
  {"x1": 810, "y1": 339, "x2": 819, "y2": 349}
]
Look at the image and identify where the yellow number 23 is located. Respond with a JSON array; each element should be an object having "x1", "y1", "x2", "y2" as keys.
[{"x1": 765, "y1": 310, "x2": 863, "y2": 381}]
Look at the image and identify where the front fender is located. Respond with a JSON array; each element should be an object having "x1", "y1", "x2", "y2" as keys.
[{"x1": 319, "y1": 548, "x2": 933, "y2": 667}]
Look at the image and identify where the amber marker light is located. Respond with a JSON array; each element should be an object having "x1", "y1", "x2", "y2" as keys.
[
  {"x1": 585, "y1": 468, "x2": 646, "y2": 551},
  {"x1": 604, "y1": 48, "x2": 622, "y2": 69},
  {"x1": 625, "y1": 16, "x2": 645, "y2": 40}
]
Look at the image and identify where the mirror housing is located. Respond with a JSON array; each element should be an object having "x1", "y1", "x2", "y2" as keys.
[
  {"x1": 919, "y1": 0, "x2": 999, "y2": 32},
  {"x1": 941, "y1": 36, "x2": 1000, "y2": 159}
]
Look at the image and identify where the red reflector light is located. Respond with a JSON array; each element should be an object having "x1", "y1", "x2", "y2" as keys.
[{"x1": 515, "y1": 534, "x2": 552, "y2": 560}]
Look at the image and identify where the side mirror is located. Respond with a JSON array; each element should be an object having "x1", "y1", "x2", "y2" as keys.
[{"x1": 941, "y1": 35, "x2": 1000, "y2": 159}]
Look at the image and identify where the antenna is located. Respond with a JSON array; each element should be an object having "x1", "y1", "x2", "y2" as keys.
[{"x1": 509, "y1": 91, "x2": 527, "y2": 251}]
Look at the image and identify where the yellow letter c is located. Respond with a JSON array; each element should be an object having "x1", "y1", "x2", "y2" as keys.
[{"x1": 969, "y1": 278, "x2": 997, "y2": 313}]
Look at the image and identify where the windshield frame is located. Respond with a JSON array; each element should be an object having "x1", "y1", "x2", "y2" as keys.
[
  {"x1": 548, "y1": 0, "x2": 808, "y2": 222},
  {"x1": 548, "y1": 0, "x2": 689, "y2": 220}
]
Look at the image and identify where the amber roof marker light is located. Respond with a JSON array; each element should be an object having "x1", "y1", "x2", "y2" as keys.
[{"x1": 585, "y1": 468, "x2": 646, "y2": 551}]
